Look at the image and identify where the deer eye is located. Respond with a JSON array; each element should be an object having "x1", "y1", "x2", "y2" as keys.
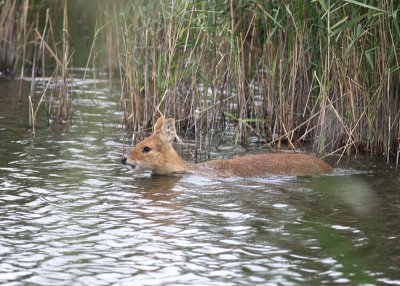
[{"x1": 142, "y1": 146, "x2": 151, "y2": 153}]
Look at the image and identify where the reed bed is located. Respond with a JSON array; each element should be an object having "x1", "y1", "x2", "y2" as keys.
[
  {"x1": 98, "y1": 0, "x2": 399, "y2": 163},
  {"x1": 0, "y1": 0, "x2": 72, "y2": 131},
  {"x1": 2, "y1": 0, "x2": 400, "y2": 163},
  {"x1": 0, "y1": 0, "x2": 29, "y2": 74}
]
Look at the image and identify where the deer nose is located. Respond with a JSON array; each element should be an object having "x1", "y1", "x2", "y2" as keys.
[{"x1": 121, "y1": 156, "x2": 127, "y2": 165}]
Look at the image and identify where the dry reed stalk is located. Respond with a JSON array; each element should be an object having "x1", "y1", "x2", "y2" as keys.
[
  {"x1": 17, "y1": 0, "x2": 29, "y2": 103},
  {"x1": 0, "y1": 0, "x2": 17, "y2": 72},
  {"x1": 94, "y1": 0, "x2": 399, "y2": 162}
]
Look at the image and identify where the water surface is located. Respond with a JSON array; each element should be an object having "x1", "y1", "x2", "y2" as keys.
[{"x1": 0, "y1": 75, "x2": 399, "y2": 285}]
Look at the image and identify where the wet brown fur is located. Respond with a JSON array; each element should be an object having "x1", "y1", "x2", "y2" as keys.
[{"x1": 122, "y1": 117, "x2": 332, "y2": 177}]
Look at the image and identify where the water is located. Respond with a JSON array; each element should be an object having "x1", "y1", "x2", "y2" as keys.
[{"x1": 1, "y1": 75, "x2": 400, "y2": 285}]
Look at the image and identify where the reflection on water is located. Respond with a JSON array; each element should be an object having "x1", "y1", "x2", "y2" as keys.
[{"x1": 0, "y1": 76, "x2": 400, "y2": 285}]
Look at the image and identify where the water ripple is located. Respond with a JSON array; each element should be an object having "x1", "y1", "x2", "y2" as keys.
[{"x1": 1, "y1": 79, "x2": 399, "y2": 285}]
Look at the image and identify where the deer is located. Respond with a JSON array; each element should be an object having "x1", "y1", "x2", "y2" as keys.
[{"x1": 121, "y1": 117, "x2": 333, "y2": 177}]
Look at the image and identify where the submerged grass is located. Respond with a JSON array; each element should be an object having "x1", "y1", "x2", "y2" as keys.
[{"x1": 97, "y1": 0, "x2": 399, "y2": 163}]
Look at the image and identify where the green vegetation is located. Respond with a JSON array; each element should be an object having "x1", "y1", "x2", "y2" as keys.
[
  {"x1": 96, "y1": 0, "x2": 399, "y2": 162},
  {"x1": 1, "y1": 0, "x2": 400, "y2": 163}
]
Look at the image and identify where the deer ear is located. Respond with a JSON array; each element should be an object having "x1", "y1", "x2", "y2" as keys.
[
  {"x1": 161, "y1": 118, "x2": 176, "y2": 143},
  {"x1": 153, "y1": 117, "x2": 166, "y2": 133}
]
